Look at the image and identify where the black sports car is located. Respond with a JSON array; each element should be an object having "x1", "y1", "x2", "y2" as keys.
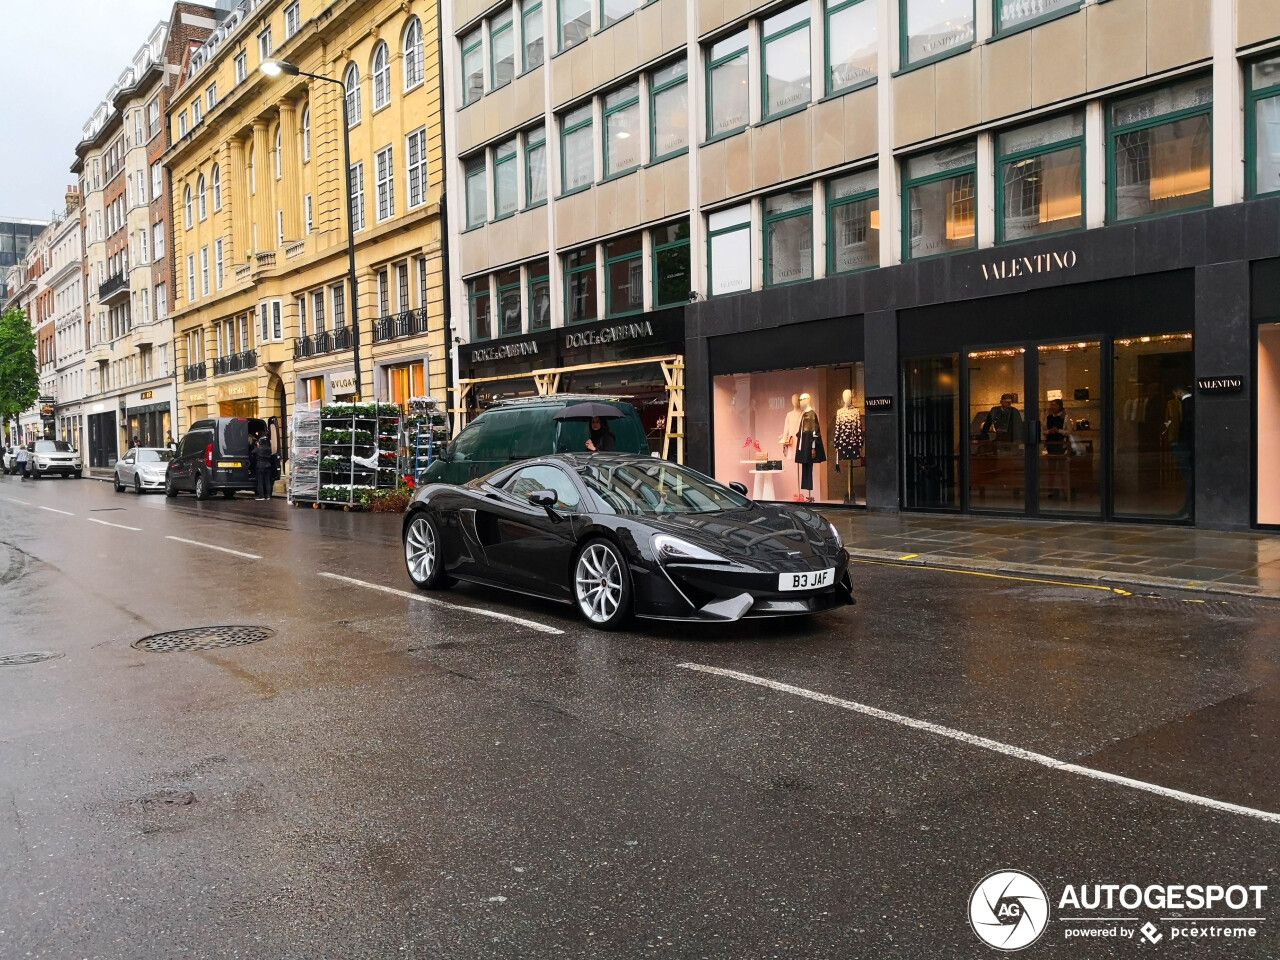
[{"x1": 401, "y1": 453, "x2": 854, "y2": 630}]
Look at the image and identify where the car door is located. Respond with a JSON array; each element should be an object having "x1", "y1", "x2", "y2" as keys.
[
  {"x1": 118, "y1": 450, "x2": 135, "y2": 485},
  {"x1": 472, "y1": 463, "x2": 584, "y2": 598}
]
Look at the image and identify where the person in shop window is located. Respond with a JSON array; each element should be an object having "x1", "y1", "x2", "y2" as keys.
[
  {"x1": 585, "y1": 417, "x2": 616, "y2": 453},
  {"x1": 252, "y1": 436, "x2": 275, "y2": 500},
  {"x1": 981, "y1": 394, "x2": 1024, "y2": 443},
  {"x1": 1168, "y1": 385, "x2": 1194, "y2": 519},
  {"x1": 1044, "y1": 399, "x2": 1070, "y2": 455}
]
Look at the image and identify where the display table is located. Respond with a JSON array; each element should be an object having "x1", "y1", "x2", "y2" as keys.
[{"x1": 741, "y1": 460, "x2": 779, "y2": 501}]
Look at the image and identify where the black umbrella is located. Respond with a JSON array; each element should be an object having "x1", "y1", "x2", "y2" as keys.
[{"x1": 552, "y1": 402, "x2": 626, "y2": 422}]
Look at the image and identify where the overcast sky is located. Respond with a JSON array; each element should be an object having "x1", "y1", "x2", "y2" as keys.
[{"x1": 0, "y1": 0, "x2": 178, "y2": 221}]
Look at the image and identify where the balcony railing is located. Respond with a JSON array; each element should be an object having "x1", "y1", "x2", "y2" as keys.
[
  {"x1": 292, "y1": 327, "x2": 354, "y2": 360},
  {"x1": 211, "y1": 349, "x2": 257, "y2": 376},
  {"x1": 372, "y1": 308, "x2": 430, "y2": 343},
  {"x1": 98, "y1": 273, "x2": 128, "y2": 303},
  {"x1": 183, "y1": 362, "x2": 207, "y2": 383},
  {"x1": 333, "y1": 325, "x2": 354, "y2": 350},
  {"x1": 234, "y1": 263, "x2": 253, "y2": 283},
  {"x1": 255, "y1": 251, "x2": 276, "y2": 270}
]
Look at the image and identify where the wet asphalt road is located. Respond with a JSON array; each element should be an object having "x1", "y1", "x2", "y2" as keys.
[{"x1": 1, "y1": 472, "x2": 1279, "y2": 959}]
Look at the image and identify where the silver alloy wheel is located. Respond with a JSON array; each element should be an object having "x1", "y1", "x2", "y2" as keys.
[
  {"x1": 575, "y1": 543, "x2": 623, "y2": 624},
  {"x1": 405, "y1": 516, "x2": 437, "y2": 584}
]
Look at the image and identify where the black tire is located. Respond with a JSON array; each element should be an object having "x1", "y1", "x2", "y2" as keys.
[
  {"x1": 222, "y1": 489, "x2": 237, "y2": 499},
  {"x1": 134, "y1": 476, "x2": 142, "y2": 494},
  {"x1": 114, "y1": 474, "x2": 124, "y2": 493},
  {"x1": 573, "y1": 538, "x2": 633, "y2": 630},
  {"x1": 164, "y1": 474, "x2": 177, "y2": 498},
  {"x1": 194, "y1": 472, "x2": 210, "y2": 501},
  {"x1": 403, "y1": 513, "x2": 453, "y2": 589}
]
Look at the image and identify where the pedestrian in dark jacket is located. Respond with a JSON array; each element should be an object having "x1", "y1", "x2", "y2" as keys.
[{"x1": 252, "y1": 437, "x2": 274, "y2": 500}]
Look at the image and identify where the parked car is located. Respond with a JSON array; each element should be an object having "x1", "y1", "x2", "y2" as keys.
[
  {"x1": 165, "y1": 417, "x2": 268, "y2": 500},
  {"x1": 422, "y1": 395, "x2": 649, "y2": 486},
  {"x1": 2, "y1": 447, "x2": 18, "y2": 474},
  {"x1": 115, "y1": 447, "x2": 174, "y2": 494},
  {"x1": 402, "y1": 453, "x2": 853, "y2": 630},
  {"x1": 26, "y1": 440, "x2": 83, "y2": 479}
]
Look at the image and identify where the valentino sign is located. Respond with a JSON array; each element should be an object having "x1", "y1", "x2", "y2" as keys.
[{"x1": 979, "y1": 249, "x2": 1079, "y2": 281}]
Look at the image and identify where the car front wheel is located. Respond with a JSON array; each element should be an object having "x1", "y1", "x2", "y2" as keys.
[
  {"x1": 404, "y1": 513, "x2": 452, "y2": 589},
  {"x1": 134, "y1": 476, "x2": 142, "y2": 494},
  {"x1": 164, "y1": 474, "x2": 177, "y2": 498},
  {"x1": 574, "y1": 539, "x2": 632, "y2": 630},
  {"x1": 114, "y1": 474, "x2": 124, "y2": 493}
]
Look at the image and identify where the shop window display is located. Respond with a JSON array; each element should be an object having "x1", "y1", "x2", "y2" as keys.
[
  {"x1": 1259, "y1": 322, "x2": 1280, "y2": 525},
  {"x1": 713, "y1": 364, "x2": 866, "y2": 504}
]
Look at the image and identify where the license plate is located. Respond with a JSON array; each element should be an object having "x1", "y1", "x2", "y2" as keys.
[
  {"x1": 218, "y1": 461, "x2": 242, "y2": 468},
  {"x1": 778, "y1": 568, "x2": 835, "y2": 591}
]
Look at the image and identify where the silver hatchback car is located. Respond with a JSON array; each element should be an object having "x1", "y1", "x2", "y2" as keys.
[{"x1": 115, "y1": 447, "x2": 174, "y2": 493}]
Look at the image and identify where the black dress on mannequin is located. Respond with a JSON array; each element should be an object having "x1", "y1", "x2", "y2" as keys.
[{"x1": 794, "y1": 410, "x2": 826, "y2": 493}]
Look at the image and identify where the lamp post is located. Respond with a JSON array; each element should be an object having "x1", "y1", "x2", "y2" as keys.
[{"x1": 261, "y1": 58, "x2": 362, "y2": 399}]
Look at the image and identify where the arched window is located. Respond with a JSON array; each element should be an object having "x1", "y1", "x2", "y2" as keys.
[
  {"x1": 274, "y1": 126, "x2": 282, "y2": 180},
  {"x1": 197, "y1": 174, "x2": 207, "y2": 220},
  {"x1": 344, "y1": 63, "x2": 361, "y2": 127},
  {"x1": 371, "y1": 42, "x2": 390, "y2": 110},
  {"x1": 301, "y1": 105, "x2": 311, "y2": 162},
  {"x1": 183, "y1": 185, "x2": 193, "y2": 228},
  {"x1": 211, "y1": 164, "x2": 222, "y2": 210},
  {"x1": 403, "y1": 17, "x2": 424, "y2": 91}
]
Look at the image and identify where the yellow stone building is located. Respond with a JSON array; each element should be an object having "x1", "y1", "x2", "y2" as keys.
[{"x1": 165, "y1": 0, "x2": 446, "y2": 442}]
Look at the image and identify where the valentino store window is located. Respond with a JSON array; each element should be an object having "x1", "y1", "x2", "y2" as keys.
[
  {"x1": 711, "y1": 318, "x2": 867, "y2": 505},
  {"x1": 1260, "y1": 320, "x2": 1280, "y2": 527}
]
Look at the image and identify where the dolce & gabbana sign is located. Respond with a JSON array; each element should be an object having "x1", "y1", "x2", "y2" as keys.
[
  {"x1": 979, "y1": 249, "x2": 1078, "y2": 282},
  {"x1": 471, "y1": 340, "x2": 540, "y2": 363},
  {"x1": 565, "y1": 320, "x2": 654, "y2": 350}
]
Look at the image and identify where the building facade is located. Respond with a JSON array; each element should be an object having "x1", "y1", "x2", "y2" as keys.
[
  {"x1": 0, "y1": 218, "x2": 50, "y2": 313},
  {"x1": 50, "y1": 191, "x2": 87, "y2": 451},
  {"x1": 73, "y1": 10, "x2": 219, "y2": 469},
  {"x1": 167, "y1": 0, "x2": 447, "y2": 450},
  {"x1": 442, "y1": 0, "x2": 1280, "y2": 531}
]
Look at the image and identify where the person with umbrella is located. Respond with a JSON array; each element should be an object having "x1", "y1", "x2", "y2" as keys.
[
  {"x1": 553, "y1": 401, "x2": 623, "y2": 453},
  {"x1": 586, "y1": 416, "x2": 616, "y2": 452}
]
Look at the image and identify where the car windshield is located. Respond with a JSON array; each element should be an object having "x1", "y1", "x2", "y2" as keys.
[
  {"x1": 34, "y1": 441, "x2": 73, "y2": 453},
  {"x1": 136, "y1": 449, "x2": 174, "y2": 463},
  {"x1": 576, "y1": 461, "x2": 751, "y2": 515}
]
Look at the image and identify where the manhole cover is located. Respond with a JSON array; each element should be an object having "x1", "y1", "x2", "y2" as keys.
[
  {"x1": 138, "y1": 788, "x2": 195, "y2": 806},
  {"x1": 132, "y1": 626, "x2": 275, "y2": 653},
  {"x1": 0, "y1": 651, "x2": 64, "y2": 666}
]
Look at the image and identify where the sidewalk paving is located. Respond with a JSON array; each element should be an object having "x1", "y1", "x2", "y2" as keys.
[{"x1": 825, "y1": 511, "x2": 1280, "y2": 601}]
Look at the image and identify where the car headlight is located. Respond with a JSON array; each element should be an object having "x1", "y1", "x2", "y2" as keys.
[
  {"x1": 827, "y1": 521, "x2": 843, "y2": 550},
  {"x1": 652, "y1": 533, "x2": 727, "y2": 564}
]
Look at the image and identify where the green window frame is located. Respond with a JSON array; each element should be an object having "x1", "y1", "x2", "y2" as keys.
[
  {"x1": 604, "y1": 234, "x2": 644, "y2": 318},
  {"x1": 490, "y1": 9, "x2": 515, "y2": 89},
  {"x1": 901, "y1": 142, "x2": 978, "y2": 262},
  {"x1": 761, "y1": 5, "x2": 811, "y2": 123},
  {"x1": 705, "y1": 31, "x2": 749, "y2": 141},
  {"x1": 558, "y1": 0, "x2": 590, "y2": 52},
  {"x1": 528, "y1": 260, "x2": 551, "y2": 330},
  {"x1": 493, "y1": 139, "x2": 519, "y2": 220},
  {"x1": 652, "y1": 220, "x2": 691, "y2": 307},
  {"x1": 560, "y1": 104, "x2": 594, "y2": 196},
  {"x1": 993, "y1": 0, "x2": 1080, "y2": 37},
  {"x1": 995, "y1": 113, "x2": 1085, "y2": 245},
  {"x1": 461, "y1": 29, "x2": 484, "y2": 106},
  {"x1": 763, "y1": 188, "x2": 813, "y2": 287},
  {"x1": 525, "y1": 125, "x2": 548, "y2": 207},
  {"x1": 826, "y1": 168, "x2": 879, "y2": 275},
  {"x1": 468, "y1": 277, "x2": 491, "y2": 341},
  {"x1": 601, "y1": 0, "x2": 640, "y2": 29},
  {"x1": 564, "y1": 245, "x2": 598, "y2": 324},
  {"x1": 900, "y1": 0, "x2": 975, "y2": 71},
  {"x1": 522, "y1": 0, "x2": 545, "y2": 73},
  {"x1": 825, "y1": 0, "x2": 877, "y2": 97},
  {"x1": 707, "y1": 205, "x2": 752, "y2": 298},
  {"x1": 1106, "y1": 76, "x2": 1213, "y2": 225},
  {"x1": 603, "y1": 82, "x2": 641, "y2": 179},
  {"x1": 497, "y1": 268, "x2": 523, "y2": 336},
  {"x1": 464, "y1": 155, "x2": 487, "y2": 228},
  {"x1": 1246, "y1": 53, "x2": 1280, "y2": 200},
  {"x1": 649, "y1": 59, "x2": 689, "y2": 163}
]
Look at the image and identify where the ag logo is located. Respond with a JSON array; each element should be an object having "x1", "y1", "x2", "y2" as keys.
[{"x1": 969, "y1": 870, "x2": 1050, "y2": 951}]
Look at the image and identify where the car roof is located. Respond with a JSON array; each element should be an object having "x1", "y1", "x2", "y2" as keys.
[{"x1": 487, "y1": 394, "x2": 633, "y2": 409}]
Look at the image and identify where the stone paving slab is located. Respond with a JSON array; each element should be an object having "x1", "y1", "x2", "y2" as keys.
[{"x1": 824, "y1": 512, "x2": 1280, "y2": 601}]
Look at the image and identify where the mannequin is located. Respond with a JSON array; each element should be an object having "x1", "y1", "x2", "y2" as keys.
[
  {"x1": 793, "y1": 392, "x2": 826, "y2": 501},
  {"x1": 832, "y1": 388, "x2": 864, "y2": 502},
  {"x1": 779, "y1": 393, "x2": 803, "y2": 474}
]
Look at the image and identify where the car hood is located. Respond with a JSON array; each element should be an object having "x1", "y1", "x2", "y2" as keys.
[{"x1": 636, "y1": 504, "x2": 839, "y2": 565}]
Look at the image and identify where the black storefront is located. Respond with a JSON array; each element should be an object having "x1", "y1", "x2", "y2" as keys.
[
  {"x1": 458, "y1": 308, "x2": 686, "y2": 455},
  {"x1": 687, "y1": 196, "x2": 1280, "y2": 531}
]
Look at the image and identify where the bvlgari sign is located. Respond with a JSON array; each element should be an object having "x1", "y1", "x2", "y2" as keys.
[{"x1": 979, "y1": 249, "x2": 1078, "y2": 282}]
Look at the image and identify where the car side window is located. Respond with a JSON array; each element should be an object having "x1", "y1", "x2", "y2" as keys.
[
  {"x1": 450, "y1": 421, "x2": 487, "y2": 462},
  {"x1": 122, "y1": 451, "x2": 134, "y2": 463},
  {"x1": 504, "y1": 464, "x2": 582, "y2": 512}
]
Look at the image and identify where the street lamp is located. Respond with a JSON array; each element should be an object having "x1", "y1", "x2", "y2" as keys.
[{"x1": 260, "y1": 58, "x2": 362, "y2": 399}]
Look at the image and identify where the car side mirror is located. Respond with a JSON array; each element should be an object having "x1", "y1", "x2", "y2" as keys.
[
  {"x1": 728, "y1": 481, "x2": 749, "y2": 497},
  {"x1": 528, "y1": 489, "x2": 558, "y2": 508}
]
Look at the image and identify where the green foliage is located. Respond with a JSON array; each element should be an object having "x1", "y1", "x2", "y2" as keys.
[{"x1": 0, "y1": 307, "x2": 38, "y2": 426}]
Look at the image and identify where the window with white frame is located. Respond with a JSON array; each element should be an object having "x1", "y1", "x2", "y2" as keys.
[
  {"x1": 350, "y1": 161, "x2": 366, "y2": 230},
  {"x1": 187, "y1": 254, "x2": 196, "y2": 301},
  {"x1": 139, "y1": 228, "x2": 148, "y2": 263},
  {"x1": 372, "y1": 42, "x2": 391, "y2": 110},
  {"x1": 272, "y1": 299, "x2": 282, "y2": 340},
  {"x1": 406, "y1": 127, "x2": 428, "y2": 208},
  {"x1": 151, "y1": 161, "x2": 163, "y2": 200},
  {"x1": 235, "y1": 51, "x2": 247, "y2": 84},
  {"x1": 708, "y1": 204, "x2": 752, "y2": 296},
  {"x1": 192, "y1": 98, "x2": 203, "y2": 125},
  {"x1": 274, "y1": 126, "x2": 282, "y2": 179},
  {"x1": 285, "y1": 1, "x2": 300, "y2": 37},
  {"x1": 183, "y1": 185, "x2": 193, "y2": 228},
  {"x1": 153, "y1": 222, "x2": 164, "y2": 261},
  {"x1": 178, "y1": 110, "x2": 188, "y2": 137},
  {"x1": 207, "y1": 82, "x2": 218, "y2": 111},
  {"x1": 305, "y1": 194, "x2": 313, "y2": 233},
  {"x1": 258, "y1": 25, "x2": 272, "y2": 60},
  {"x1": 344, "y1": 64, "x2": 362, "y2": 125},
  {"x1": 215, "y1": 239, "x2": 224, "y2": 289},
  {"x1": 197, "y1": 174, "x2": 207, "y2": 220},
  {"x1": 404, "y1": 17, "x2": 424, "y2": 90},
  {"x1": 302, "y1": 106, "x2": 311, "y2": 162},
  {"x1": 212, "y1": 164, "x2": 221, "y2": 210},
  {"x1": 200, "y1": 247, "x2": 210, "y2": 296},
  {"x1": 277, "y1": 210, "x2": 284, "y2": 246},
  {"x1": 375, "y1": 145, "x2": 395, "y2": 221}
]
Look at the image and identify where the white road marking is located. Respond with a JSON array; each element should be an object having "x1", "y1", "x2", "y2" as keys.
[
  {"x1": 37, "y1": 506, "x2": 74, "y2": 516},
  {"x1": 87, "y1": 517, "x2": 142, "y2": 531},
  {"x1": 165, "y1": 535, "x2": 261, "y2": 560},
  {"x1": 3, "y1": 497, "x2": 30, "y2": 505},
  {"x1": 677, "y1": 663, "x2": 1280, "y2": 825},
  {"x1": 318, "y1": 571, "x2": 565, "y2": 636}
]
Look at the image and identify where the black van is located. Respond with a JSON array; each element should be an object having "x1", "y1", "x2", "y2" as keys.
[
  {"x1": 166, "y1": 417, "x2": 267, "y2": 499},
  {"x1": 423, "y1": 396, "x2": 649, "y2": 485}
]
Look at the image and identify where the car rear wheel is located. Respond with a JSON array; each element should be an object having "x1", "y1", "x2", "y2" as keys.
[
  {"x1": 194, "y1": 472, "x2": 210, "y2": 501},
  {"x1": 575, "y1": 539, "x2": 632, "y2": 630},
  {"x1": 404, "y1": 514, "x2": 452, "y2": 589}
]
